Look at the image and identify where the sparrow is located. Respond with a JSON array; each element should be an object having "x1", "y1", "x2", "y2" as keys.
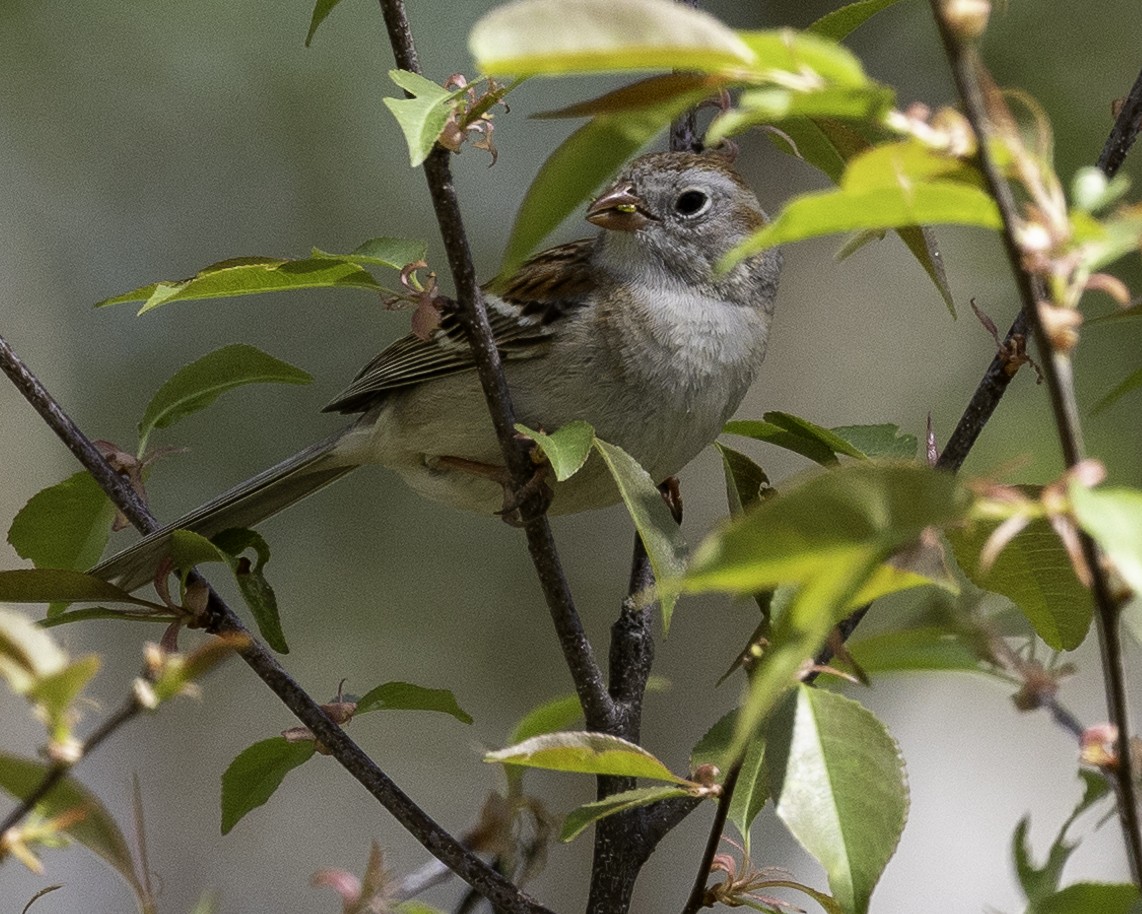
[{"x1": 92, "y1": 150, "x2": 782, "y2": 590}]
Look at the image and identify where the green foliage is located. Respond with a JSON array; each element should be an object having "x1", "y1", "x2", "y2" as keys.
[
  {"x1": 96, "y1": 256, "x2": 387, "y2": 313},
  {"x1": 0, "y1": 752, "x2": 150, "y2": 910},
  {"x1": 1026, "y1": 883, "x2": 1141, "y2": 914},
  {"x1": 137, "y1": 344, "x2": 311, "y2": 453},
  {"x1": 1013, "y1": 771, "x2": 1112, "y2": 906},
  {"x1": 515, "y1": 421, "x2": 594, "y2": 481},
  {"x1": 1070, "y1": 483, "x2": 1142, "y2": 597},
  {"x1": 808, "y1": 0, "x2": 914, "y2": 41},
  {"x1": 767, "y1": 687, "x2": 908, "y2": 914},
  {"x1": 7, "y1": 472, "x2": 115, "y2": 573},
  {"x1": 559, "y1": 785, "x2": 692, "y2": 842},
  {"x1": 691, "y1": 710, "x2": 769, "y2": 855},
  {"x1": 485, "y1": 731, "x2": 687, "y2": 783},
  {"x1": 508, "y1": 693, "x2": 585, "y2": 745},
  {"x1": 0, "y1": 569, "x2": 164, "y2": 610},
  {"x1": 207, "y1": 529, "x2": 288, "y2": 654},
  {"x1": 355, "y1": 681, "x2": 473, "y2": 724},
  {"x1": 950, "y1": 518, "x2": 1093, "y2": 650},
  {"x1": 384, "y1": 70, "x2": 458, "y2": 167},
  {"x1": 305, "y1": 0, "x2": 345, "y2": 47},
  {"x1": 220, "y1": 737, "x2": 316, "y2": 834}
]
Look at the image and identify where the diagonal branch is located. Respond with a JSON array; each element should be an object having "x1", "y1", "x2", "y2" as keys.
[
  {"x1": 374, "y1": 0, "x2": 614, "y2": 735},
  {"x1": 929, "y1": 2, "x2": 1142, "y2": 884},
  {"x1": 1097, "y1": 66, "x2": 1142, "y2": 177},
  {"x1": 0, "y1": 333, "x2": 555, "y2": 914}
]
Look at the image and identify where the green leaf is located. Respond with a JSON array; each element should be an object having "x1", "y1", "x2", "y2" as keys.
[
  {"x1": 209, "y1": 529, "x2": 288, "y2": 654},
  {"x1": 706, "y1": 85, "x2": 895, "y2": 144},
  {"x1": 509, "y1": 693, "x2": 584, "y2": 745},
  {"x1": 383, "y1": 69, "x2": 456, "y2": 167},
  {"x1": 220, "y1": 737, "x2": 316, "y2": 834},
  {"x1": 767, "y1": 687, "x2": 908, "y2": 914},
  {"x1": 592, "y1": 438, "x2": 687, "y2": 631},
  {"x1": 949, "y1": 518, "x2": 1093, "y2": 650},
  {"x1": 1027, "y1": 883, "x2": 1141, "y2": 914},
  {"x1": 845, "y1": 626, "x2": 990, "y2": 674},
  {"x1": 516, "y1": 421, "x2": 594, "y2": 482},
  {"x1": 1073, "y1": 485, "x2": 1142, "y2": 588},
  {"x1": 500, "y1": 86, "x2": 709, "y2": 272},
  {"x1": 310, "y1": 236, "x2": 428, "y2": 270},
  {"x1": 691, "y1": 709, "x2": 768, "y2": 854},
  {"x1": 355, "y1": 681, "x2": 473, "y2": 724},
  {"x1": 808, "y1": 0, "x2": 912, "y2": 41},
  {"x1": 726, "y1": 180, "x2": 1001, "y2": 263},
  {"x1": 681, "y1": 462, "x2": 969, "y2": 596},
  {"x1": 559, "y1": 785, "x2": 692, "y2": 842},
  {"x1": 27, "y1": 656, "x2": 102, "y2": 743},
  {"x1": 0, "y1": 569, "x2": 164, "y2": 610},
  {"x1": 896, "y1": 225, "x2": 956, "y2": 315},
  {"x1": 735, "y1": 29, "x2": 872, "y2": 87},
  {"x1": 8, "y1": 473, "x2": 115, "y2": 573},
  {"x1": 0, "y1": 751, "x2": 148, "y2": 908},
  {"x1": 0, "y1": 606, "x2": 69, "y2": 693},
  {"x1": 39, "y1": 606, "x2": 178, "y2": 628},
  {"x1": 96, "y1": 256, "x2": 384, "y2": 313},
  {"x1": 305, "y1": 0, "x2": 345, "y2": 47},
  {"x1": 485, "y1": 731, "x2": 687, "y2": 783},
  {"x1": 1092, "y1": 367, "x2": 1142, "y2": 414},
  {"x1": 830, "y1": 424, "x2": 918, "y2": 460},
  {"x1": 725, "y1": 412, "x2": 866, "y2": 465},
  {"x1": 470, "y1": 0, "x2": 756, "y2": 76},
  {"x1": 715, "y1": 443, "x2": 772, "y2": 516},
  {"x1": 137, "y1": 344, "x2": 312, "y2": 452}
]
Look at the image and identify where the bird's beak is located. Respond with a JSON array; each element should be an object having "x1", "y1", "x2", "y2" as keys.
[{"x1": 586, "y1": 183, "x2": 650, "y2": 232}]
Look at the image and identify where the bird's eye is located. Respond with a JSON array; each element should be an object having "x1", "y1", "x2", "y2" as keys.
[{"x1": 673, "y1": 188, "x2": 711, "y2": 217}]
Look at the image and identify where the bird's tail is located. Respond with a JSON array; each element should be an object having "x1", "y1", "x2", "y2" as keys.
[{"x1": 91, "y1": 431, "x2": 355, "y2": 592}]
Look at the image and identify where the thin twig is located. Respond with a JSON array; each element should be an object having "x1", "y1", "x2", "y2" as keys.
[
  {"x1": 929, "y1": 1, "x2": 1142, "y2": 884},
  {"x1": 0, "y1": 693, "x2": 143, "y2": 836},
  {"x1": 0, "y1": 334, "x2": 554, "y2": 914},
  {"x1": 374, "y1": 0, "x2": 613, "y2": 734},
  {"x1": 1097, "y1": 67, "x2": 1142, "y2": 177}
]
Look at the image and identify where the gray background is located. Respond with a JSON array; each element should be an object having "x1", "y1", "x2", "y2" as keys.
[{"x1": 2, "y1": 1, "x2": 1140, "y2": 912}]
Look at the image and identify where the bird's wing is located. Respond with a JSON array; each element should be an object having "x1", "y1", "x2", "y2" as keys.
[{"x1": 323, "y1": 239, "x2": 597, "y2": 414}]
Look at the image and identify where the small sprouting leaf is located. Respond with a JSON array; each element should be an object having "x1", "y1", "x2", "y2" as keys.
[
  {"x1": 384, "y1": 70, "x2": 456, "y2": 167},
  {"x1": 559, "y1": 785, "x2": 692, "y2": 842},
  {"x1": 96, "y1": 257, "x2": 384, "y2": 313},
  {"x1": 1092, "y1": 367, "x2": 1142, "y2": 414},
  {"x1": 137, "y1": 344, "x2": 312, "y2": 451},
  {"x1": 0, "y1": 569, "x2": 165, "y2": 610},
  {"x1": 592, "y1": 438, "x2": 687, "y2": 630},
  {"x1": 8, "y1": 473, "x2": 115, "y2": 573},
  {"x1": 767, "y1": 686, "x2": 908, "y2": 914},
  {"x1": 485, "y1": 731, "x2": 687, "y2": 783},
  {"x1": 0, "y1": 752, "x2": 148, "y2": 907},
  {"x1": 356, "y1": 681, "x2": 473, "y2": 724},
  {"x1": 516, "y1": 421, "x2": 594, "y2": 481},
  {"x1": 220, "y1": 737, "x2": 316, "y2": 834},
  {"x1": 28, "y1": 656, "x2": 102, "y2": 743},
  {"x1": 470, "y1": 0, "x2": 756, "y2": 77},
  {"x1": 1026, "y1": 883, "x2": 1140, "y2": 914},
  {"x1": 714, "y1": 443, "x2": 771, "y2": 516},
  {"x1": 305, "y1": 0, "x2": 345, "y2": 47},
  {"x1": 949, "y1": 518, "x2": 1093, "y2": 650},
  {"x1": 311, "y1": 237, "x2": 428, "y2": 270},
  {"x1": 509, "y1": 693, "x2": 584, "y2": 745},
  {"x1": 808, "y1": 0, "x2": 912, "y2": 41},
  {"x1": 830, "y1": 423, "x2": 918, "y2": 460},
  {"x1": 725, "y1": 412, "x2": 865, "y2": 465},
  {"x1": 209, "y1": 529, "x2": 288, "y2": 655}
]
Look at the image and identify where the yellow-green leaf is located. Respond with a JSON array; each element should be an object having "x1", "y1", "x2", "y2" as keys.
[{"x1": 485, "y1": 731, "x2": 687, "y2": 783}]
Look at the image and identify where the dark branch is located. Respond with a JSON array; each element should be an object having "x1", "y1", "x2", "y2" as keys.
[
  {"x1": 928, "y1": 2, "x2": 1142, "y2": 884},
  {"x1": 0, "y1": 334, "x2": 554, "y2": 914},
  {"x1": 1097, "y1": 67, "x2": 1142, "y2": 176},
  {"x1": 375, "y1": 0, "x2": 613, "y2": 735}
]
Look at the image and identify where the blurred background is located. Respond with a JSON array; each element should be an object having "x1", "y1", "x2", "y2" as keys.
[{"x1": 2, "y1": 1, "x2": 1140, "y2": 912}]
